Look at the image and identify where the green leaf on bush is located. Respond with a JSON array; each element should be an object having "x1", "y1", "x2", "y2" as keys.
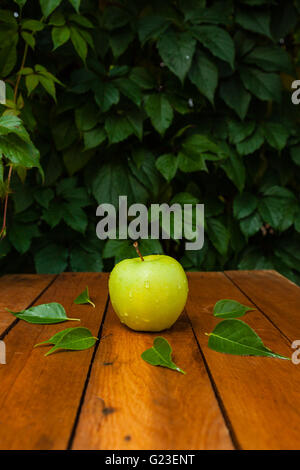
[
  {"x1": 234, "y1": 193, "x2": 258, "y2": 220},
  {"x1": 290, "y1": 145, "x2": 300, "y2": 166},
  {"x1": 157, "y1": 30, "x2": 196, "y2": 82},
  {"x1": 239, "y1": 67, "x2": 281, "y2": 102},
  {"x1": 191, "y1": 25, "x2": 235, "y2": 68},
  {"x1": 138, "y1": 15, "x2": 170, "y2": 44},
  {"x1": 74, "y1": 286, "x2": 95, "y2": 307},
  {"x1": 236, "y1": 8, "x2": 272, "y2": 39},
  {"x1": 236, "y1": 128, "x2": 264, "y2": 156},
  {"x1": 240, "y1": 212, "x2": 262, "y2": 238},
  {"x1": 207, "y1": 218, "x2": 229, "y2": 256},
  {"x1": 244, "y1": 46, "x2": 292, "y2": 74},
  {"x1": 142, "y1": 337, "x2": 185, "y2": 374},
  {"x1": 144, "y1": 94, "x2": 173, "y2": 135},
  {"x1": 207, "y1": 319, "x2": 289, "y2": 359},
  {"x1": 35, "y1": 327, "x2": 97, "y2": 356},
  {"x1": 155, "y1": 154, "x2": 178, "y2": 182},
  {"x1": 263, "y1": 122, "x2": 289, "y2": 151},
  {"x1": 220, "y1": 75, "x2": 251, "y2": 120},
  {"x1": 70, "y1": 25, "x2": 87, "y2": 61},
  {"x1": 34, "y1": 243, "x2": 68, "y2": 273},
  {"x1": 213, "y1": 299, "x2": 254, "y2": 319},
  {"x1": 84, "y1": 126, "x2": 106, "y2": 150},
  {"x1": 8, "y1": 302, "x2": 80, "y2": 324},
  {"x1": 40, "y1": 0, "x2": 62, "y2": 18},
  {"x1": 189, "y1": 51, "x2": 218, "y2": 104}
]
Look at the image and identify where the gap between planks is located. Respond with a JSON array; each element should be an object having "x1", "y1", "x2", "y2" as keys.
[{"x1": 67, "y1": 293, "x2": 110, "y2": 449}]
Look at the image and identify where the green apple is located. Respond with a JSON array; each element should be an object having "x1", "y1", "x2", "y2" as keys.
[{"x1": 109, "y1": 254, "x2": 189, "y2": 332}]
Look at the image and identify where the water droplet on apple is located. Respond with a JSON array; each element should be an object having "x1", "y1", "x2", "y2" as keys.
[
  {"x1": 144, "y1": 280, "x2": 150, "y2": 288},
  {"x1": 124, "y1": 312, "x2": 128, "y2": 317}
]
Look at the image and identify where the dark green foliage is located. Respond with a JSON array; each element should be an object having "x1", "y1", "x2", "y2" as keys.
[{"x1": 0, "y1": 0, "x2": 300, "y2": 283}]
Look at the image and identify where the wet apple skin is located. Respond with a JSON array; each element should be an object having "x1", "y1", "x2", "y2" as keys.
[{"x1": 108, "y1": 254, "x2": 189, "y2": 331}]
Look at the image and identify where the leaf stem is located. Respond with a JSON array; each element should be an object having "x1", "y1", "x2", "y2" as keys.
[
  {"x1": 133, "y1": 241, "x2": 144, "y2": 261},
  {"x1": 0, "y1": 165, "x2": 13, "y2": 239},
  {"x1": 14, "y1": 43, "x2": 28, "y2": 103},
  {"x1": 88, "y1": 300, "x2": 96, "y2": 308},
  {"x1": 67, "y1": 318, "x2": 81, "y2": 322}
]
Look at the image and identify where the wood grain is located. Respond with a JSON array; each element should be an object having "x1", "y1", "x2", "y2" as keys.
[
  {"x1": 185, "y1": 272, "x2": 300, "y2": 450},
  {"x1": 0, "y1": 272, "x2": 108, "y2": 450},
  {"x1": 0, "y1": 274, "x2": 55, "y2": 336},
  {"x1": 72, "y1": 301, "x2": 234, "y2": 450},
  {"x1": 225, "y1": 270, "x2": 300, "y2": 341}
]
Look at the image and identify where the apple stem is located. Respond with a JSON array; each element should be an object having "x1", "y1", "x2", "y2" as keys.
[{"x1": 133, "y1": 241, "x2": 144, "y2": 261}]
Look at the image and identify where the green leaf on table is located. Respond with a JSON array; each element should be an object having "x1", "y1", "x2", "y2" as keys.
[
  {"x1": 74, "y1": 286, "x2": 95, "y2": 308},
  {"x1": 34, "y1": 327, "x2": 97, "y2": 356},
  {"x1": 207, "y1": 319, "x2": 289, "y2": 360},
  {"x1": 141, "y1": 337, "x2": 185, "y2": 374},
  {"x1": 8, "y1": 302, "x2": 80, "y2": 324},
  {"x1": 213, "y1": 300, "x2": 254, "y2": 319},
  {"x1": 157, "y1": 30, "x2": 196, "y2": 82}
]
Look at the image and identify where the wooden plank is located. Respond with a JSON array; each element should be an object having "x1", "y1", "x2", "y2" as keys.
[
  {"x1": 0, "y1": 274, "x2": 55, "y2": 336},
  {"x1": 225, "y1": 270, "x2": 300, "y2": 342},
  {"x1": 72, "y1": 302, "x2": 234, "y2": 450},
  {"x1": 0, "y1": 272, "x2": 108, "y2": 450},
  {"x1": 185, "y1": 272, "x2": 300, "y2": 450}
]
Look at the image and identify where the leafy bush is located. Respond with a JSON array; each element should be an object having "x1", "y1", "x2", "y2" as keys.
[{"x1": 0, "y1": 0, "x2": 300, "y2": 282}]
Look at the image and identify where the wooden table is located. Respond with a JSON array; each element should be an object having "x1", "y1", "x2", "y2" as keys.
[{"x1": 0, "y1": 270, "x2": 300, "y2": 450}]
